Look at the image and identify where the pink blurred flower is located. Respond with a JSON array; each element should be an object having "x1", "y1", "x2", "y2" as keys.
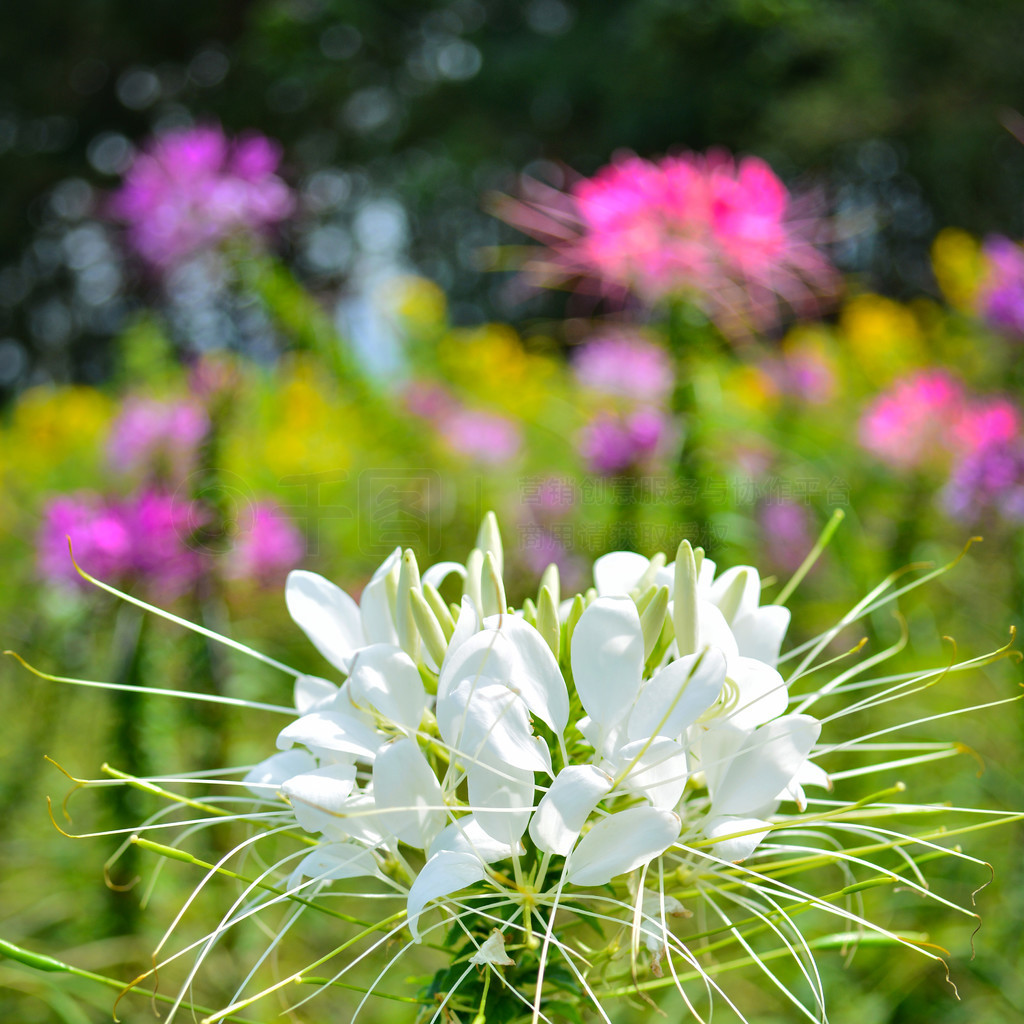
[
  {"x1": 38, "y1": 494, "x2": 135, "y2": 587},
  {"x1": 224, "y1": 504, "x2": 305, "y2": 585},
  {"x1": 759, "y1": 500, "x2": 814, "y2": 574},
  {"x1": 573, "y1": 331, "x2": 674, "y2": 402},
  {"x1": 977, "y1": 235, "x2": 1024, "y2": 337},
  {"x1": 38, "y1": 489, "x2": 205, "y2": 598},
  {"x1": 107, "y1": 398, "x2": 209, "y2": 483},
  {"x1": 766, "y1": 347, "x2": 836, "y2": 405},
  {"x1": 441, "y1": 408, "x2": 522, "y2": 465},
  {"x1": 578, "y1": 407, "x2": 673, "y2": 475},
  {"x1": 403, "y1": 379, "x2": 522, "y2": 465},
  {"x1": 859, "y1": 371, "x2": 1022, "y2": 472},
  {"x1": 109, "y1": 125, "x2": 294, "y2": 270},
  {"x1": 501, "y1": 149, "x2": 836, "y2": 335}
]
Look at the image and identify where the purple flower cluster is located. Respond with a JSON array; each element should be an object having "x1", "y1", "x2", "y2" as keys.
[
  {"x1": 573, "y1": 332, "x2": 676, "y2": 475},
  {"x1": 977, "y1": 236, "x2": 1024, "y2": 338},
  {"x1": 38, "y1": 490, "x2": 205, "y2": 598},
  {"x1": 943, "y1": 438, "x2": 1024, "y2": 523},
  {"x1": 109, "y1": 125, "x2": 295, "y2": 270},
  {"x1": 107, "y1": 398, "x2": 209, "y2": 483},
  {"x1": 39, "y1": 491, "x2": 305, "y2": 596}
]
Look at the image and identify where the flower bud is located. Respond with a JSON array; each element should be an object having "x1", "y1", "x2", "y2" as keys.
[
  {"x1": 673, "y1": 539, "x2": 699, "y2": 656},
  {"x1": 536, "y1": 584, "x2": 561, "y2": 660}
]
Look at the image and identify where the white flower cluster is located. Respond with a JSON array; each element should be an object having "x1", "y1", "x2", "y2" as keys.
[{"x1": 245, "y1": 514, "x2": 828, "y2": 945}]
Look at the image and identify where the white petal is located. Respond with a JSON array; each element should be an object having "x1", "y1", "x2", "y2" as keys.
[
  {"x1": 606, "y1": 736, "x2": 689, "y2": 811},
  {"x1": 732, "y1": 605, "x2": 791, "y2": 666},
  {"x1": 567, "y1": 806, "x2": 680, "y2": 886},
  {"x1": 437, "y1": 627, "x2": 516, "y2": 704},
  {"x1": 488, "y1": 616, "x2": 569, "y2": 734},
  {"x1": 289, "y1": 841, "x2": 379, "y2": 890},
  {"x1": 428, "y1": 814, "x2": 518, "y2": 863},
  {"x1": 628, "y1": 648, "x2": 727, "y2": 742},
  {"x1": 360, "y1": 548, "x2": 401, "y2": 646},
  {"x1": 704, "y1": 815, "x2": 772, "y2": 863},
  {"x1": 467, "y1": 759, "x2": 536, "y2": 847},
  {"x1": 705, "y1": 715, "x2": 821, "y2": 818},
  {"x1": 281, "y1": 763, "x2": 358, "y2": 833},
  {"x1": 594, "y1": 551, "x2": 650, "y2": 596},
  {"x1": 571, "y1": 597, "x2": 644, "y2": 739},
  {"x1": 469, "y1": 929, "x2": 515, "y2": 966},
  {"x1": 422, "y1": 561, "x2": 468, "y2": 591},
  {"x1": 727, "y1": 657, "x2": 788, "y2": 730},
  {"x1": 243, "y1": 749, "x2": 316, "y2": 798},
  {"x1": 348, "y1": 644, "x2": 427, "y2": 733},
  {"x1": 294, "y1": 674, "x2": 339, "y2": 714},
  {"x1": 286, "y1": 570, "x2": 364, "y2": 673},
  {"x1": 407, "y1": 851, "x2": 488, "y2": 942},
  {"x1": 528, "y1": 765, "x2": 612, "y2": 856},
  {"x1": 437, "y1": 678, "x2": 550, "y2": 773},
  {"x1": 372, "y1": 737, "x2": 445, "y2": 849},
  {"x1": 276, "y1": 710, "x2": 383, "y2": 762},
  {"x1": 696, "y1": 600, "x2": 740, "y2": 664}
]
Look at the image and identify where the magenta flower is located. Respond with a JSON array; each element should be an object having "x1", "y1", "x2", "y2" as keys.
[
  {"x1": 107, "y1": 398, "x2": 209, "y2": 483},
  {"x1": 977, "y1": 236, "x2": 1024, "y2": 337},
  {"x1": 38, "y1": 489, "x2": 205, "y2": 598},
  {"x1": 109, "y1": 125, "x2": 294, "y2": 270},
  {"x1": 859, "y1": 371, "x2": 1021, "y2": 473},
  {"x1": 502, "y1": 149, "x2": 836, "y2": 335},
  {"x1": 38, "y1": 494, "x2": 135, "y2": 588},
  {"x1": 224, "y1": 504, "x2": 305, "y2": 585},
  {"x1": 573, "y1": 331, "x2": 674, "y2": 402},
  {"x1": 858, "y1": 371, "x2": 967, "y2": 471},
  {"x1": 578, "y1": 407, "x2": 672, "y2": 475},
  {"x1": 944, "y1": 438, "x2": 1024, "y2": 523}
]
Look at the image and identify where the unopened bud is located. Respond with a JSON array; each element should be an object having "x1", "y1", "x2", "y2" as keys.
[
  {"x1": 410, "y1": 589, "x2": 448, "y2": 668},
  {"x1": 396, "y1": 550, "x2": 422, "y2": 661},
  {"x1": 536, "y1": 584, "x2": 560, "y2": 660},
  {"x1": 673, "y1": 540, "x2": 699, "y2": 656},
  {"x1": 640, "y1": 585, "x2": 670, "y2": 662},
  {"x1": 475, "y1": 511, "x2": 504, "y2": 577},
  {"x1": 539, "y1": 562, "x2": 560, "y2": 609}
]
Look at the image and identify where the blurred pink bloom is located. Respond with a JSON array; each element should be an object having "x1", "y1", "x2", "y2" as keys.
[
  {"x1": 766, "y1": 348, "x2": 836, "y2": 405},
  {"x1": 759, "y1": 500, "x2": 814, "y2": 574},
  {"x1": 573, "y1": 331, "x2": 674, "y2": 402},
  {"x1": 107, "y1": 398, "x2": 209, "y2": 483},
  {"x1": 441, "y1": 408, "x2": 522, "y2": 465},
  {"x1": 501, "y1": 149, "x2": 836, "y2": 335},
  {"x1": 402, "y1": 379, "x2": 522, "y2": 465},
  {"x1": 109, "y1": 125, "x2": 294, "y2": 270},
  {"x1": 859, "y1": 371, "x2": 1022, "y2": 472},
  {"x1": 126, "y1": 490, "x2": 207, "y2": 597},
  {"x1": 38, "y1": 489, "x2": 205, "y2": 598},
  {"x1": 578, "y1": 407, "x2": 673, "y2": 475},
  {"x1": 224, "y1": 504, "x2": 305, "y2": 585},
  {"x1": 38, "y1": 494, "x2": 135, "y2": 587},
  {"x1": 977, "y1": 235, "x2": 1024, "y2": 337}
]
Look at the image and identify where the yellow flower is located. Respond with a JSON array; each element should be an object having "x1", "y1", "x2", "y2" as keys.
[
  {"x1": 723, "y1": 363, "x2": 779, "y2": 414},
  {"x1": 389, "y1": 276, "x2": 448, "y2": 328},
  {"x1": 438, "y1": 324, "x2": 561, "y2": 416},
  {"x1": 4, "y1": 385, "x2": 112, "y2": 475},
  {"x1": 931, "y1": 228, "x2": 984, "y2": 311},
  {"x1": 839, "y1": 293, "x2": 926, "y2": 383}
]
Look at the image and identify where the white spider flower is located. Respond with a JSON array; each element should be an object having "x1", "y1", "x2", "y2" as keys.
[{"x1": 14, "y1": 518, "x2": 1022, "y2": 1024}]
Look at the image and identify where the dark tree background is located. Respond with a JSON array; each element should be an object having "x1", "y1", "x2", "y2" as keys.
[{"x1": 2, "y1": 0, "x2": 1024, "y2": 393}]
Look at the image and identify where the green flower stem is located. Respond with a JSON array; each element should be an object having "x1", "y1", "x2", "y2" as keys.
[
  {"x1": 773, "y1": 507, "x2": 845, "y2": 605},
  {"x1": 0, "y1": 939, "x2": 263, "y2": 1023}
]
